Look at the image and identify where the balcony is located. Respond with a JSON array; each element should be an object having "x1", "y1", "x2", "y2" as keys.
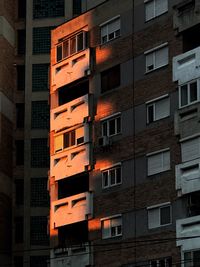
[
  {"x1": 176, "y1": 215, "x2": 200, "y2": 251},
  {"x1": 176, "y1": 158, "x2": 200, "y2": 195},
  {"x1": 174, "y1": 102, "x2": 200, "y2": 138},
  {"x1": 173, "y1": 46, "x2": 200, "y2": 84},
  {"x1": 174, "y1": 0, "x2": 200, "y2": 33},
  {"x1": 51, "y1": 192, "x2": 93, "y2": 228},
  {"x1": 50, "y1": 243, "x2": 90, "y2": 267},
  {"x1": 51, "y1": 94, "x2": 90, "y2": 132},
  {"x1": 51, "y1": 48, "x2": 90, "y2": 91},
  {"x1": 50, "y1": 144, "x2": 90, "y2": 181}
]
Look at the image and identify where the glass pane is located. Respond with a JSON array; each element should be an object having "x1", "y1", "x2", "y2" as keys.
[
  {"x1": 193, "y1": 250, "x2": 200, "y2": 267},
  {"x1": 64, "y1": 132, "x2": 69, "y2": 148},
  {"x1": 190, "y1": 81, "x2": 197, "y2": 103},
  {"x1": 70, "y1": 36, "x2": 76, "y2": 55},
  {"x1": 102, "y1": 172, "x2": 108, "y2": 187},
  {"x1": 109, "y1": 119, "x2": 116, "y2": 135},
  {"x1": 110, "y1": 169, "x2": 116, "y2": 185},
  {"x1": 150, "y1": 260, "x2": 157, "y2": 267},
  {"x1": 184, "y1": 252, "x2": 192, "y2": 267},
  {"x1": 102, "y1": 122, "x2": 107, "y2": 136},
  {"x1": 117, "y1": 117, "x2": 121, "y2": 133},
  {"x1": 71, "y1": 130, "x2": 76, "y2": 146},
  {"x1": 77, "y1": 32, "x2": 84, "y2": 51},
  {"x1": 116, "y1": 167, "x2": 121, "y2": 183},
  {"x1": 57, "y1": 44, "x2": 62, "y2": 61},
  {"x1": 63, "y1": 40, "x2": 69, "y2": 58},
  {"x1": 148, "y1": 104, "x2": 154, "y2": 123},
  {"x1": 181, "y1": 84, "x2": 188, "y2": 106},
  {"x1": 160, "y1": 206, "x2": 171, "y2": 225},
  {"x1": 160, "y1": 259, "x2": 165, "y2": 267}
]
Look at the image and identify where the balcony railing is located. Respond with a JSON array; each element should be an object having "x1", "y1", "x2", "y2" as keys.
[
  {"x1": 50, "y1": 144, "x2": 90, "y2": 181},
  {"x1": 51, "y1": 94, "x2": 90, "y2": 132},
  {"x1": 51, "y1": 192, "x2": 93, "y2": 228},
  {"x1": 51, "y1": 48, "x2": 90, "y2": 91},
  {"x1": 173, "y1": 46, "x2": 200, "y2": 84},
  {"x1": 176, "y1": 158, "x2": 200, "y2": 195}
]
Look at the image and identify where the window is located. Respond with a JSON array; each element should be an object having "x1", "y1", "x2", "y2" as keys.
[
  {"x1": 33, "y1": 27, "x2": 53, "y2": 54},
  {"x1": 32, "y1": 64, "x2": 49, "y2": 92},
  {"x1": 17, "y1": 65, "x2": 25, "y2": 91},
  {"x1": 179, "y1": 80, "x2": 200, "y2": 108},
  {"x1": 31, "y1": 101, "x2": 49, "y2": 129},
  {"x1": 14, "y1": 256, "x2": 23, "y2": 267},
  {"x1": 101, "y1": 114, "x2": 121, "y2": 137},
  {"x1": 184, "y1": 250, "x2": 200, "y2": 267},
  {"x1": 145, "y1": 0, "x2": 168, "y2": 21},
  {"x1": 56, "y1": 31, "x2": 87, "y2": 62},
  {"x1": 18, "y1": 0, "x2": 26, "y2": 19},
  {"x1": 145, "y1": 44, "x2": 168, "y2": 72},
  {"x1": 147, "y1": 149, "x2": 170, "y2": 176},
  {"x1": 15, "y1": 179, "x2": 24, "y2": 205},
  {"x1": 17, "y1": 30, "x2": 26, "y2": 55},
  {"x1": 101, "y1": 215, "x2": 122, "y2": 239},
  {"x1": 30, "y1": 216, "x2": 49, "y2": 245},
  {"x1": 16, "y1": 103, "x2": 24, "y2": 128},
  {"x1": 54, "y1": 127, "x2": 84, "y2": 153},
  {"x1": 146, "y1": 95, "x2": 170, "y2": 123},
  {"x1": 30, "y1": 256, "x2": 49, "y2": 267},
  {"x1": 31, "y1": 178, "x2": 49, "y2": 207},
  {"x1": 101, "y1": 65, "x2": 120, "y2": 93},
  {"x1": 15, "y1": 140, "x2": 24, "y2": 165},
  {"x1": 31, "y1": 139, "x2": 49, "y2": 168},
  {"x1": 101, "y1": 16, "x2": 120, "y2": 44},
  {"x1": 15, "y1": 217, "x2": 23, "y2": 243},
  {"x1": 73, "y1": 0, "x2": 82, "y2": 16},
  {"x1": 149, "y1": 257, "x2": 172, "y2": 267},
  {"x1": 33, "y1": 0, "x2": 64, "y2": 19},
  {"x1": 102, "y1": 165, "x2": 122, "y2": 188},
  {"x1": 181, "y1": 136, "x2": 200, "y2": 163},
  {"x1": 148, "y1": 203, "x2": 171, "y2": 229}
]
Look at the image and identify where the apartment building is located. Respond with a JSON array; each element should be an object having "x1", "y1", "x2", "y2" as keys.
[{"x1": 49, "y1": 0, "x2": 200, "y2": 266}]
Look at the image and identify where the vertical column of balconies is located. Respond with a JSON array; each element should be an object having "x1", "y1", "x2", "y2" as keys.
[
  {"x1": 49, "y1": 33, "x2": 93, "y2": 267},
  {"x1": 173, "y1": 45, "x2": 200, "y2": 255}
]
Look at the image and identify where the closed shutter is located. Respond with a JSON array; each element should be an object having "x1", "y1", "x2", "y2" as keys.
[
  {"x1": 148, "y1": 150, "x2": 170, "y2": 175},
  {"x1": 101, "y1": 25, "x2": 107, "y2": 42},
  {"x1": 155, "y1": 97, "x2": 169, "y2": 120},
  {"x1": 145, "y1": 1, "x2": 154, "y2": 21},
  {"x1": 181, "y1": 137, "x2": 200, "y2": 162},
  {"x1": 156, "y1": 0, "x2": 168, "y2": 16},
  {"x1": 148, "y1": 208, "x2": 159, "y2": 229},
  {"x1": 163, "y1": 151, "x2": 170, "y2": 171},
  {"x1": 102, "y1": 219, "x2": 110, "y2": 238},
  {"x1": 54, "y1": 135, "x2": 63, "y2": 152},
  {"x1": 155, "y1": 46, "x2": 168, "y2": 68},
  {"x1": 108, "y1": 18, "x2": 120, "y2": 35}
]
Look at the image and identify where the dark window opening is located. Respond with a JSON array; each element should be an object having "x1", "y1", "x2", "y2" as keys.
[
  {"x1": 182, "y1": 25, "x2": 200, "y2": 53},
  {"x1": 188, "y1": 191, "x2": 200, "y2": 217},
  {"x1": 15, "y1": 217, "x2": 23, "y2": 243},
  {"x1": 17, "y1": 65, "x2": 25, "y2": 91},
  {"x1": 58, "y1": 79, "x2": 89, "y2": 105},
  {"x1": 14, "y1": 256, "x2": 23, "y2": 267},
  {"x1": 31, "y1": 178, "x2": 49, "y2": 207},
  {"x1": 30, "y1": 216, "x2": 49, "y2": 245},
  {"x1": 101, "y1": 65, "x2": 120, "y2": 93},
  {"x1": 16, "y1": 103, "x2": 24, "y2": 128},
  {"x1": 31, "y1": 101, "x2": 49, "y2": 129},
  {"x1": 17, "y1": 30, "x2": 26, "y2": 55},
  {"x1": 58, "y1": 173, "x2": 89, "y2": 199},
  {"x1": 15, "y1": 179, "x2": 24, "y2": 205},
  {"x1": 58, "y1": 221, "x2": 88, "y2": 247},
  {"x1": 31, "y1": 138, "x2": 49, "y2": 168},
  {"x1": 18, "y1": 0, "x2": 26, "y2": 18},
  {"x1": 15, "y1": 140, "x2": 24, "y2": 165},
  {"x1": 32, "y1": 64, "x2": 49, "y2": 91},
  {"x1": 73, "y1": 0, "x2": 82, "y2": 16},
  {"x1": 33, "y1": 27, "x2": 53, "y2": 54}
]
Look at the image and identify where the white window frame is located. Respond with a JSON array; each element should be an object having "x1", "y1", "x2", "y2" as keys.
[
  {"x1": 147, "y1": 148, "x2": 170, "y2": 176},
  {"x1": 179, "y1": 79, "x2": 200, "y2": 108},
  {"x1": 147, "y1": 202, "x2": 172, "y2": 229},
  {"x1": 144, "y1": 0, "x2": 168, "y2": 22},
  {"x1": 146, "y1": 94, "x2": 170, "y2": 123},
  {"x1": 145, "y1": 43, "x2": 168, "y2": 73},
  {"x1": 149, "y1": 257, "x2": 172, "y2": 267},
  {"x1": 101, "y1": 214, "x2": 122, "y2": 239},
  {"x1": 101, "y1": 113, "x2": 121, "y2": 137},
  {"x1": 101, "y1": 163, "x2": 122, "y2": 189},
  {"x1": 100, "y1": 16, "x2": 121, "y2": 44},
  {"x1": 183, "y1": 249, "x2": 200, "y2": 267},
  {"x1": 56, "y1": 31, "x2": 86, "y2": 62}
]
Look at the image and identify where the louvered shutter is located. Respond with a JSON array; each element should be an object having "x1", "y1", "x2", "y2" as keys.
[
  {"x1": 155, "y1": 97, "x2": 169, "y2": 120},
  {"x1": 148, "y1": 208, "x2": 159, "y2": 229},
  {"x1": 108, "y1": 18, "x2": 120, "y2": 35},
  {"x1": 145, "y1": 1, "x2": 154, "y2": 21},
  {"x1": 155, "y1": 46, "x2": 168, "y2": 68},
  {"x1": 156, "y1": 0, "x2": 168, "y2": 16},
  {"x1": 181, "y1": 137, "x2": 200, "y2": 162}
]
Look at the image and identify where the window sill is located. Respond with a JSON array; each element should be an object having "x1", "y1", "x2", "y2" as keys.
[
  {"x1": 100, "y1": 35, "x2": 121, "y2": 48},
  {"x1": 145, "y1": 63, "x2": 168, "y2": 74}
]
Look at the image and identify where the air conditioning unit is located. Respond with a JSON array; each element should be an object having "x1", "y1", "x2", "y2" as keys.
[{"x1": 98, "y1": 136, "x2": 110, "y2": 147}]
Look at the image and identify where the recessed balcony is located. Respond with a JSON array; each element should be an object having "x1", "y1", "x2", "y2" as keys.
[
  {"x1": 51, "y1": 192, "x2": 93, "y2": 228},
  {"x1": 50, "y1": 144, "x2": 90, "y2": 181},
  {"x1": 51, "y1": 94, "x2": 90, "y2": 132},
  {"x1": 176, "y1": 158, "x2": 200, "y2": 195},
  {"x1": 51, "y1": 48, "x2": 91, "y2": 91}
]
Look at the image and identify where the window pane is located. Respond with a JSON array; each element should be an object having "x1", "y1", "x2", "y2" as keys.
[
  {"x1": 160, "y1": 206, "x2": 171, "y2": 225},
  {"x1": 150, "y1": 260, "x2": 157, "y2": 267},
  {"x1": 63, "y1": 40, "x2": 69, "y2": 58},
  {"x1": 193, "y1": 250, "x2": 200, "y2": 267},
  {"x1": 146, "y1": 53, "x2": 154, "y2": 71},
  {"x1": 109, "y1": 119, "x2": 116, "y2": 135},
  {"x1": 102, "y1": 172, "x2": 109, "y2": 187},
  {"x1": 57, "y1": 44, "x2": 62, "y2": 61},
  {"x1": 148, "y1": 104, "x2": 154, "y2": 123},
  {"x1": 70, "y1": 36, "x2": 76, "y2": 54},
  {"x1": 33, "y1": 0, "x2": 64, "y2": 18},
  {"x1": 71, "y1": 130, "x2": 76, "y2": 146},
  {"x1": 181, "y1": 84, "x2": 188, "y2": 106},
  {"x1": 102, "y1": 122, "x2": 107, "y2": 136},
  {"x1": 64, "y1": 132, "x2": 69, "y2": 148},
  {"x1": 77, "y1": 32, "x2": 84, "y2": 51},
  {"x1": 190, "y1": 81, "x2": 197, "y2": 102},
  {"x1": 184, "y1": 252, "x2": 192, "y2": 267},
  {"x1": 117, "y1": 117, "x2": 121, "y2": 133},
  {"x1": 116, "y1": 167, "x2": 121, "y2": 183},
  {"x1": 32, "y1": 64, "x2": 49, "y2": 92},
  {"x1": 110, "y1": 169, "x2": 116, "y2": 185}
]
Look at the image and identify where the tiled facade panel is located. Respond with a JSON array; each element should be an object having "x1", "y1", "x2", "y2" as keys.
[
  {"x1": 33, "y1": 0, "x2": 64, "y2": 18},
  {"x1": 32, "y1": 64, "x2": 49, "y2": 92}
]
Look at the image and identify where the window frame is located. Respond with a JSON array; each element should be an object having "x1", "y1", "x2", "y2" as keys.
[
  {"x1": 101, "y1": 113, "x2": 121, "y2": 137},
  {"x1": 56, "y1": 31, "x2": 86, "y2": 62},
  {"x1": 184, "y1": 249, "x2": 200, "y2": 267},
  {"x1": 179, "y1": 79, "x2": 200, "y2": 108},
  {"x1": 146, "y1": 94, "x2": 170, "y2": 123},
  {"x1": 147, "y1": 202, "x2": 172, "y2": 229},
  {"x1": 101, "y1": 64, "x2": 121, "y2": 93},
  {"x1": 100, "y1": 16, "x2": 121, "y2": 45},
  {"x1": 101, "y1": 214, "x2": 122, "y2": 239},
  {"x1": 144, "y1": 0, "x2": 168, "y2": 22},
  {"x1": 147, "y1": 148, "x2": 170, "y2": 176},
  {"x1": 145, "y1": 43, "x2": 168, "y2": 73},
  {"x1": 149, "y1": 257, "x2": 172, "y2": 267},
  {"x1": 101, "y1": 163, "x2": 122, "y2": 189}
]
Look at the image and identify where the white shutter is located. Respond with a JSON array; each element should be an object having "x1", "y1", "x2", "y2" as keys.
[
  {"x1": 156, "y1": 0, "x2": 168, "y2": 16},
  {"x1": 181, "y1": 137, "x2": 200, "y2": 162},
  {"x1": 111, "y1": 217, "x2": 122, "y2": 227},
  {"x1": 101, "y1": 25, "x2": 107, "y2": 39},
  {"x1": 145, "y1": 1, "x2": 155, "y2": 21},
  {"x1": 148, "y1": 208, "x2": 159, "y2": 229},
  {"x1": 155, "y1": 97, "x2": 170, "y2": 120},
  {"x1": 162, "y1": 151, "x2": 170, "y2": 171},
  {"x1": 155, "y1": 46, "x2": 168, "y2": 68},
  {"x1": 108, "y1": 18, "x2": 120, "y2": 34},
  {"x1": 102, "y1": 219, "x2": 110, "y2": 238},
  {"x1": 148, "y1": 153, "x2": 162, "y2": 175}
]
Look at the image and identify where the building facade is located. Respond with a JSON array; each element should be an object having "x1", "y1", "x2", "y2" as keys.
[{"x1": 49, "y1": 0, "x2": 200, "y2": 266}]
